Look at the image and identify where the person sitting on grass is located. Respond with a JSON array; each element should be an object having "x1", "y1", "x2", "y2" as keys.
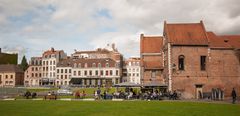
[
  {"x1": 75, "y1": 90, "x2": 80, "y2": 99},
  {"x1": 25, "y1": 91, "x2": 31, "y2": 99}
]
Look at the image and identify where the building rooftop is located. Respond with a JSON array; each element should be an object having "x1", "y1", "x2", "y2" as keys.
[
  {"x1": 0, "y1": 64, "x2": 23, "y2": 73},
  {"x1": 140, "y1": 35, "x2": 163, "y2": 53},
  {"x1": 164, "y1": 21, "x2": 209, "y2": 45}
]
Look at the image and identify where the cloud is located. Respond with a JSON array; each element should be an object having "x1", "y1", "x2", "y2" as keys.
[{"x1": 0, "y1": 0, "x2": 240, "y2": 61}]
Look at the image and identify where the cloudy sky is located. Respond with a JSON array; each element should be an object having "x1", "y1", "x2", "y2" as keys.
[{"x1": 0, "y1": 0, "x2": 240, "y2": 63}]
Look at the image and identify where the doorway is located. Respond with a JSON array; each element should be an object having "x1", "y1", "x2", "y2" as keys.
[{"x1": 195, "y1": 84, "x2": 203, "y2": 99}]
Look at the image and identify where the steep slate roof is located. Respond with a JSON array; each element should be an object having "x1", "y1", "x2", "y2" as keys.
[
  {"x1": 219, "y1": 35, "x2": 240, "y2": 49},
  {"x1": 0, "y1": 64, "x2": 23, "y2": 73},
  {"x1": 207, "y1": 32, "x2": 233, "y2": 49},
  {"x1": 140, "y1": 35, "x2": 163, "y2": 53},
  {"x1": 164, "y1": 21, "x2": 209, "y2": 45}
]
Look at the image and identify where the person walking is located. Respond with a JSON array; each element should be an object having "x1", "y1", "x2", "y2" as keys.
[{"x1": 231, "y1": 88, "x2": 237, "y2": 104}]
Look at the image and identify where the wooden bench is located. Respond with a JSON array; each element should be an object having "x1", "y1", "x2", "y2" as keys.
[{"x1": 44, "y1": 95, "x2": 57, "y2": 100}]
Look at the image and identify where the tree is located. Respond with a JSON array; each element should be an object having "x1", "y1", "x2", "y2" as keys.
[{"x1": 20, "y1": 55, "x2": 28, "y2": 71}]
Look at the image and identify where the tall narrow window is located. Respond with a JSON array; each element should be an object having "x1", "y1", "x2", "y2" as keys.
[
  {"x1": 200, "y1": 56, "x2": 206, "y2": 71},
  {"x1": 151, "y1": 71, "x2": 156, "y2": 78},
  {"x1": 178, "y1": 55, "x2": 185, "y2": 70}
]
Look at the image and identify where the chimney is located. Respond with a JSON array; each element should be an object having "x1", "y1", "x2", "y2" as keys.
[
  {"x1": 0, "y1": 48, "x2": 1, "y2": 53},
  {"x1": 51, "y1": 47, "x2": 54, "y2": 52}
]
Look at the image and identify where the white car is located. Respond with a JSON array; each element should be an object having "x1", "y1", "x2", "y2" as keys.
[{"x1": 57, "y1": 89, "x2": 73, "y2": 95}]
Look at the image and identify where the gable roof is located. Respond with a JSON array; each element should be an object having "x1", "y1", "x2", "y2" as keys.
[
  {"x1": 164, "y1": 21, "x2": 209, "y2": 45},
  {"x1": 207, "y1": 32, "x2": 233, "y2": 49},
  {"x1": 140, "y1": 34, "x2": 163, "y2": 53},
  {"x1": 0, "y1": 64, "x2": 23, "y2": 73},
  {"x1": 219, "y1": 35, "x2": 240, "y2": 49}
]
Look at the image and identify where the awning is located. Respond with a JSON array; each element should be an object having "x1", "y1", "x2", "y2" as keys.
[{"x1": 69, "y1": 78, "x2": 82, "y2": 84}]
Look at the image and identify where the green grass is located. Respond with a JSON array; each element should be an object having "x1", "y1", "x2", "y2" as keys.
[{"x1": 0, "y1": 101, "x2": 239, "y2": 116}]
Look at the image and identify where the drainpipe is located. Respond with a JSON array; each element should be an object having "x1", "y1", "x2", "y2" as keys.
[{"x1": 168, "y1": 43, "x2": 172, "y2": 91}]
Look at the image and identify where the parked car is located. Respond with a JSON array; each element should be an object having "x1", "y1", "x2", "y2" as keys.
[{"x1": 57, "y1": 89, "x2": 73, "y2": 95}]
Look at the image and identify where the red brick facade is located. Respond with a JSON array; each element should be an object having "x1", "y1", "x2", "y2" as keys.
[{"x1": 141, "y1": 21, "x2": 240, "y2": 99}]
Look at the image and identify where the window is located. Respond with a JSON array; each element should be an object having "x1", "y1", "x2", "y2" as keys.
[
  {"x1": 84, "y1": 71, "x2": 87, "y2": 76},
  {"x1": 95, "y1": 70, "x2": 98, "y2": 76},
  {"x1": 74, "y1": 71, "x2": 76, "y2": 76},
  {"x1": 78, "y1": 71, "x2": 81, "y2": 76},
  {"x1": 106, "y1": 71, "x2": 109, "y2": 76},
  {"x1": 32, "y1": 73, "x2": 34, "y2": 77},
  {"x1": 178, "y1": 55, "x2": 185, "y2": 70},
  {"x1": 98, "y1": 63, "x2": 101, "y2": 68},
  {"x1": 92, "y1": 63, "x2": 96, "y2": 68},
  {"x1": 151, "y1": 71, "x2": 156, "y2": 78},
  {"x1": 89, "y1": 71, "x2": 92, "y2": 76},
  {"x1": 78, "y1": 63, "x2": 81, "y2": 68},
  {"x1": 84, "y1": 63, "x2": 88, "y2": 68},
  {"x1": 200, "y1": 56, "x2": 206, "y2": 71},
  {"x1": 57, "y1": 69, "x2": 59, "y2": 73},
  {"x1": 69, "y1": 69, "x2": 71, "y2": 73},
  {"x1": 61, "y1": 69, "x2": 63, "y2": 73},
  {"x1": 106, "y1": 63, "x2": 109, "y2": 67},
  {"x1": 65, "y1": 75, "x2": 67, "y2": 79},
  {"x1": 74, "y1": 63, "x2": 77, "y2": 68},
  {"x1": 61, "y1": 75, "x2": 63, "y2": 79},
  {"x1": 10, "y1": 75, "x2": 13, "y2": 79},
  {"x1": 110, "y1": 70, "x2": 113, "y2": 76},
  {"x1": 116, "y1": 70, "x2": 119, "y2": 76},
  {"x1": 100, "y1": 70, "x2": 103, "y2": 76},
  {"x1": 32, "y1": 67, "x2": 34, "y2": 71}
]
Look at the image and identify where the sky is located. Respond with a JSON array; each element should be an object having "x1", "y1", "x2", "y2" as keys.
[{"x1": 0, "y1": 0, "x2": 240, "y2": 63}]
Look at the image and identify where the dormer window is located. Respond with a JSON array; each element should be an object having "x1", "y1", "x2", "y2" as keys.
[
  {"x1": 106, "y1": 63, "x2": 109, "y2": 67},
  {"x1": 98, "y1": 63, "x2": 101, "y2": 68},
  {"x1": 92, "y1": 63, "x2": 96, "y2": 68}
]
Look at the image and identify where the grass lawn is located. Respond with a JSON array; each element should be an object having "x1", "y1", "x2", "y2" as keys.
[{"x1": 0, "y1": 101, "x2": 239, "y2": 116}]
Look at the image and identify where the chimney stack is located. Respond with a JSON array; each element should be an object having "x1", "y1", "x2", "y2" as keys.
[{"x1": 0, "y1": 48, "x2": 1, "y2": 53}]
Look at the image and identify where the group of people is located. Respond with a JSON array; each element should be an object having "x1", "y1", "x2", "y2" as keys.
[{"x1": 24, "y1": 91, "x2": 37, "y2": 99}]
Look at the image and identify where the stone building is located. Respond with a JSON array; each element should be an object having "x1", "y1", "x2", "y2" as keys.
[
  {"x1": 41, "y1": 47, "x2": 67, "y2": 85},
  {"x1": 24, "y1": 57, "x2": 42, "y2": 87},
  {"x1": 0, "y1": 64, "x2": 24, "y2": 87},
  {"x1": 141, "y1": 21, "x2": 240, "y2": 99},
  {"x1": 125, "y1": 57, "x2": 141, "y2": 84}
]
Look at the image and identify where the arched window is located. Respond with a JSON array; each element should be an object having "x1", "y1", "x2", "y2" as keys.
[{"x1": 178, "y1": 55, "x2": 185, "y2": 70}]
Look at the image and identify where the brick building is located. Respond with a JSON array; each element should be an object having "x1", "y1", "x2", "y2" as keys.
[
  {"x1": 0, "y1": 64, "x2": 24, "y2": 87},
  {"x1": 141, "y1": 21, "x2": 240, "y2": 99},
  {"x1": 140, "y1": 35, "x2": 165, "y2": 85}
]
